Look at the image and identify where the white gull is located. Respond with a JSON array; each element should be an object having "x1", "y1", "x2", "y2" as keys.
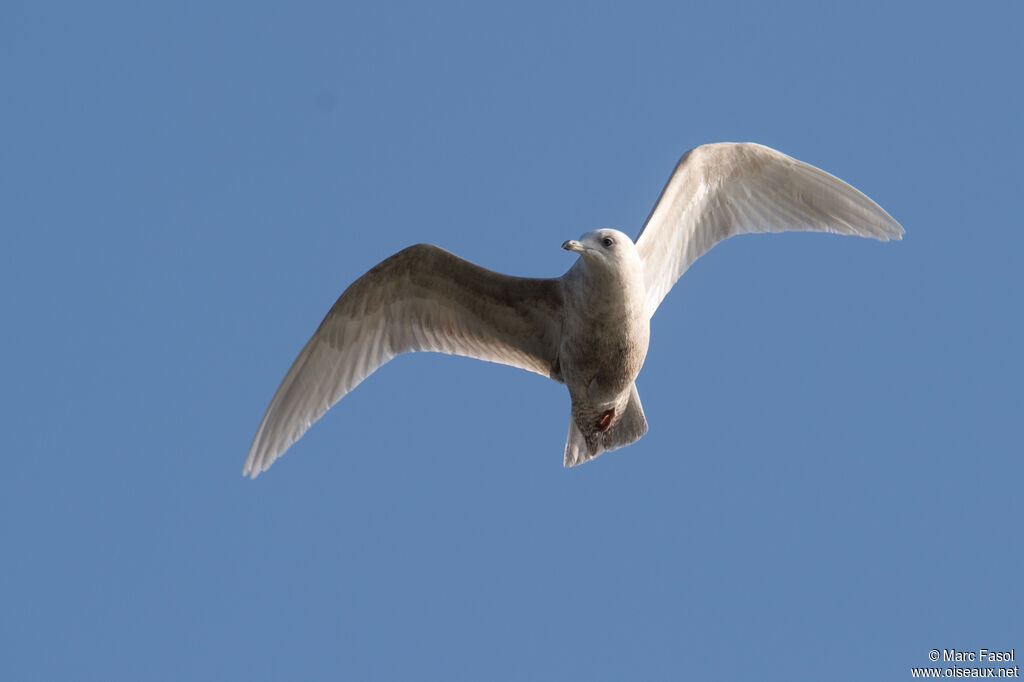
[{"x1": 244, "y1": 142, "x2": 903, "y2": 477}]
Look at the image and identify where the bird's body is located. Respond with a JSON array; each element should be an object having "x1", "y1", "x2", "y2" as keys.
[
  {"x1": 558, "y1": 230, "x2": 652, "y2": 463},
  {"x1": 244, "y1": 142, "x2": 903, "y2": 477},
  {"x1": 560, "y1": 233, "x2": 650, "y2": 400}
]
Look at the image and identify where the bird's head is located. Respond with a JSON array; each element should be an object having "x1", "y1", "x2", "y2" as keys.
[{"x1": 561, "y1": 229, "x2": 640, "y2": 275}]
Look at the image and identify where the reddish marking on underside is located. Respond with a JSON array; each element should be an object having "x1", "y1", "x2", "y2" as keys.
[{"x1": 596, "y1": 409, "x2": 615, "y2": 432}]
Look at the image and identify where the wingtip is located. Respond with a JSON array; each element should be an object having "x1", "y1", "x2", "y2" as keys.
[
  {"x1": 869, "y1": 215, "x2": 903, "y2": 242},
  {"x1": 885, "y1": 224, "x2": 905, "y2": 242},
  {"x1": 241, "y1": 453, "x2": 265, "y2": 479}
]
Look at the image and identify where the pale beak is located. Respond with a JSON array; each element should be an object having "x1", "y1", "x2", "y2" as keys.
[{"x1": 562, "y1": 239, "x2": 584, "y2": 253}]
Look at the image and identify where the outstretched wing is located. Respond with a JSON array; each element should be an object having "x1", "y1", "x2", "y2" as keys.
[
  {"x1": 635, "y1": 143, "x2": 904, "y2": 317},
  {"x1": 244, "y1": 244, "x2": 563, "y2": 477}
]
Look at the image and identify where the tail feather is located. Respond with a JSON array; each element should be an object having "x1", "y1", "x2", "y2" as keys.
[{"x1": 564, "y1": 383, "x2": 648, "y2": 467}]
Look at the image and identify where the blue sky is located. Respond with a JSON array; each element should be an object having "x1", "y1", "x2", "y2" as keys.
[{"x1": 2, "y1": 2, "x2": 1021, "y2": 680}]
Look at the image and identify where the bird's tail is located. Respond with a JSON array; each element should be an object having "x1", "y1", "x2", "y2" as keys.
[{"x1": 564, "y1": 383, "x2": 648, "y2": 467}]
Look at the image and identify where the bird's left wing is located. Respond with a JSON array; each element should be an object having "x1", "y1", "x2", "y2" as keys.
[
  {"x1": 635, "y1": 142, "x2": 904, "y2": 318},
  {"x1": 244, "y1": 244, "x2": 563, "y2": 477}
]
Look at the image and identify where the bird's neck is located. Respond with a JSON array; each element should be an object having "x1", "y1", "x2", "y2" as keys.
[{"x1": 565, "y1": 259, "x2": 647, "y2": 322}]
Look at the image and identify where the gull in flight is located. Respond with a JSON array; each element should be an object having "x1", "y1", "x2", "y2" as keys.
[{"x1": 244, "y1": 142, "x2": 903, "y2": 477}]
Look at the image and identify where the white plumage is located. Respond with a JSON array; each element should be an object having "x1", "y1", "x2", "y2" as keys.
[{"x1": 244, "y1": 142, "x2": 903, "y2": 477}]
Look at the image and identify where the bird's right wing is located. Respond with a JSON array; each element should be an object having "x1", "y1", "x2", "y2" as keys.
[
  {"x1": 244, "y1": 244, "x2": 563, "y2": 477},
  {"x1": 635, "y1": 143, "x2": 904, "y2": 318}
]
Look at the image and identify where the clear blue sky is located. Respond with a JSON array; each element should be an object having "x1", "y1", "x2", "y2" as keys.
[{"x1": 2, "y1": 2, "x2": 1021, "y2": 680}]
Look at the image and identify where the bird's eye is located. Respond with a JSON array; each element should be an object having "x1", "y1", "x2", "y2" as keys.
[{"x1": 601, "y1": 237, "x2": 614, "y2": 248}]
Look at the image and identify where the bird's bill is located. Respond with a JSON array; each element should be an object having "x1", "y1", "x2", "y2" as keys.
[{"x1": 562, "y1": 239, "x2": 584, "y2": 253}]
